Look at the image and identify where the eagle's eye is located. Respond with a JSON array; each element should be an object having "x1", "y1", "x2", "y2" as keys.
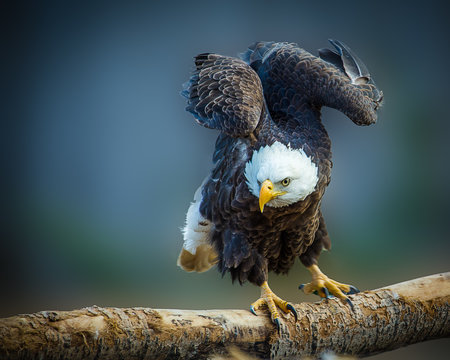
[{"x1": 281, "y1": 178, "x2": 291, "y2": 187}]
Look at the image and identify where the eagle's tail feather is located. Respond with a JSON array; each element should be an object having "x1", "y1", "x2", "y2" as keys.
[
  {"x1": 178, "y1": 182, "x2": 217, "y2": 273},
  {"x1": 177, "y1": 245, "x2": 218, "y2": 273}
]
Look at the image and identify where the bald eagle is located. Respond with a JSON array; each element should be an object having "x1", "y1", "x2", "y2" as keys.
[{"x1": 178, "y1": 40, "x2": 383, "y2": 330}]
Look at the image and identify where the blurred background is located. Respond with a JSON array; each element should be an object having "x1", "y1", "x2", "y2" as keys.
[{"x1": 3, "y1": 0, "x2": 449, "y2": 358}]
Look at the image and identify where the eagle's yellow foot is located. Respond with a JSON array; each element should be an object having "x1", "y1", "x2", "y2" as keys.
[
  {"x1": 250, "y1": 281, "x2": 298, "y2": 332},
  {"x1": 299, "y1": 265, "x2": 359, "y2": 311}
]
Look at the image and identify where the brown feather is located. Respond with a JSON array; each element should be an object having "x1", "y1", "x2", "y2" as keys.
[{"x1": 182, "y1": 41, "x2": 381, "y2": 286}]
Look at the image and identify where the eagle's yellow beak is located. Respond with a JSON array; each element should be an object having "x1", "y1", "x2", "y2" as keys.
[{"x1": 259, "y1": 180, "x2": 286, "y2": 213}]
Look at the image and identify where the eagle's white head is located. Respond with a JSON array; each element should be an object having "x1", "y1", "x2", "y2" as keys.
[{"x1": 244, "y1": 142, "x2": 319, "y2": 212}]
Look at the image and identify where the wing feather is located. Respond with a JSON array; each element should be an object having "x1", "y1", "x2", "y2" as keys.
[
  {"x1": 244, "y1": 41, "x2": 383, "y2": 126},
  {"x1": 320, "y1": 39, "x2": 371, "y2": 85},
  {"x1": 183, "y1": 54, "x2": 264, "y2": 137}
]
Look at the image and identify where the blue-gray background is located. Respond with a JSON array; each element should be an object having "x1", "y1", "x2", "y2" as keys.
[{"x1": 3, "y1": 1, "x2": 449, "y2": 358}]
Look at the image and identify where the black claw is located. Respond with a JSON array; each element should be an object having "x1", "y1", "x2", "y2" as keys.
[
  {"x1": 298, "y1": 284, "x2": 305, "y2": 290},
  {"x1": 250, "y1": 305, "x2": 257, "y2": 316},
  {"x1": 274, "y1": 318, "x2": 281, "y2": 334},
  {"x1": 312, "y1": 290, "x2": 319, "y2": 296},
  {"x1": 286, "y1": 304, "x2": 298, "y2": 322},
  {"x1": 322, "y1": 287, "x2": 331, "y2": 299},
  {"x1": 346, "y1": 297, "x2": 355, "y2": 312},
  {"x1": 346, "y1": 285, "x2": 360, "y2": 295}
]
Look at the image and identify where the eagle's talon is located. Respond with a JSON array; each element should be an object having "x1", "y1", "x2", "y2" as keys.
[
  {"x1": 346, "y1": 285, "x2": 360, "y2": 295},
  {"x1": 322, "y1": 287, "x2": 331, "y2": 299},
  {"x1": 302, "y1": 264, "x2": 359, "y2": 307},
  {"x1": 274, "y1": 318, "x2": 281, "y2": 334},
  {"x1": 303, "y1": 288, "x2": 332, "y2": 299},
  {"x1": 346, "y1": 297, "x2": 355, "y2": 312},
  {"x1": 251, "y1": 281, "x2": 296, "y2": 331},
  {"x1": 286, "y1": 303, "x2": 298, "y2": 322}
]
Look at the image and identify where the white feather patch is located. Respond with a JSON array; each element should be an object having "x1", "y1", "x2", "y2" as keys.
[{"x1": 181, "y1": 184, "x2": 212, "y2": 255}]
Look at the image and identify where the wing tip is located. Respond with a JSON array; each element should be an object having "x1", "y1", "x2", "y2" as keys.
[{"x1": 321, "y1": 38, "x2": 371, "y2": 84}]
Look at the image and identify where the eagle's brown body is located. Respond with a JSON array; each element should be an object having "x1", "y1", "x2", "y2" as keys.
[
  {"x1": 201, "y1": 128, "x2": 330, "y2": 286},
  {"x1": 180, "y1": 41, "x2": 382, "y2": 308}
]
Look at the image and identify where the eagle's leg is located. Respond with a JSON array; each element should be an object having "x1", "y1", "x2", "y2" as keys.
[
  {"x1": 299, "y1": 264, "x2": 359, "y2": 309},
  {"x1": 250, "y1": 281, "x2": 298, "y2": 331},
  {"x1": 299, "y1": 213, "x2": 359, "y2": 309}
]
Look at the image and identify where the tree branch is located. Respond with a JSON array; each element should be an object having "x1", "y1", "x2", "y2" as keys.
[{"x1": 1, "y1": 273, "x2": 449, "y2": 359}]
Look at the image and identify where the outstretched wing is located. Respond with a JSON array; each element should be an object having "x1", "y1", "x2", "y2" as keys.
[
  {"x1": 242, "y1": 41, "x2": 383, "y2": 126},
  {"x1": 182, "y1": 54, "x2": 264, "y2": 137}
]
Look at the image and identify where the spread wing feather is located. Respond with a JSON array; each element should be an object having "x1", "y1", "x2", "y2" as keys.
[
  {"x1": 319, "y1": 39, "x2": 370, "y2": 85},
  {"x1": 243, "y1": 40, "x2": 383, "y2": 126},
  {"x1": 182, "y1": 53, "x2": 264, "y2": 137}
]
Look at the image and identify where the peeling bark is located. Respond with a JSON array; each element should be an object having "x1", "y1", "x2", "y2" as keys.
[{"x1": 0, "y1": 273, "x2": 449, "y2": 359}]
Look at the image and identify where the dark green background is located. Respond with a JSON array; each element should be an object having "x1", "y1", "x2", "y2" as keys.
[{"x1": 3, "y1": 1, "x2": 449, "y2": 358}]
